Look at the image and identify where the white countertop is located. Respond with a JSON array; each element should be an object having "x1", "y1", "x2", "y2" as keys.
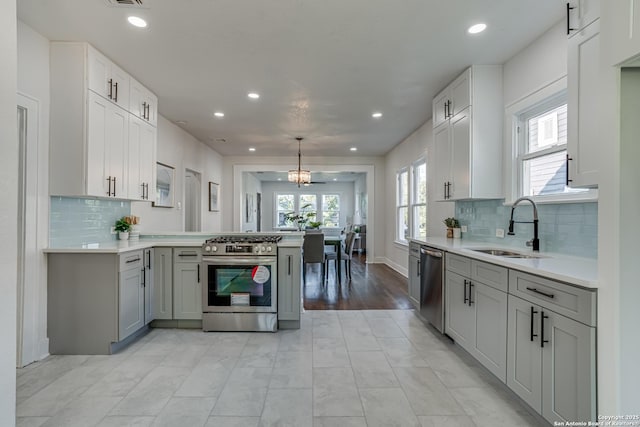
[
  {"x1": 45, "y1": 232, "x2": 304, "y2": 254},
  {"x1": 409, "y1": 237, "x2": 598, "y2": 289}
]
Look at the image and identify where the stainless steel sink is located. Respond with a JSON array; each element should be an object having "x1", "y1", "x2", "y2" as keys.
[{"x1": 470, "y1": 249, "x2": 545, "y2": 259}]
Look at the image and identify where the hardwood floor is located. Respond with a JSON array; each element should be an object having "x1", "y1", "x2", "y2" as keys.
[{"x1": 303, "y1": 254, "x2": 414, "y2": 310}]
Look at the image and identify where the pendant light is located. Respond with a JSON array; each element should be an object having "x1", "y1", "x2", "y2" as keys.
[{"x1": 288, "y1": 137, "x2": 311, "y2": 187}]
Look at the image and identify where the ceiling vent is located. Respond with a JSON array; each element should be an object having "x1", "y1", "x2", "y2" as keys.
[{"x1": 105, "y1": 0, "x2": 145, "y2": 7}]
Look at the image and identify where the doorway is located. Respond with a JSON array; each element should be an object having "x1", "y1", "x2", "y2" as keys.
[
  {"x1": 184, "y1": 169, "x2": 201, "y2": 232},
  {"x1": 16, "y1": 94, "x2": 41, "y2": 367}
]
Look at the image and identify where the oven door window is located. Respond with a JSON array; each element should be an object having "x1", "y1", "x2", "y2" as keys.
[{"x1": 207, "y1": 264, "x2": 273, "y2": 307}]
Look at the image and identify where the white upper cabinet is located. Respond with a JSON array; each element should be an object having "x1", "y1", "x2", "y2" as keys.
[
  {"x1": 130, "y1": 80, "x2": 158, "y2": 127},
  {"x1": 604, "y1": 0, "x2": 640, "y2": 65},
  {"x1": 88, "y1": 46, "x2": 130, "y2": 109},
  {"x1": 50, "y1": 42, "x2": 158, "y2": 200},
  {"x1": 432, "y1": 65, "x2": 503, "y2": 201},
  {"x1": 567, "y1": 19, "x2": 600, "y2": 187},
  {"x1": 566, "y1": 0, "x2": 600, "y2": 38}
]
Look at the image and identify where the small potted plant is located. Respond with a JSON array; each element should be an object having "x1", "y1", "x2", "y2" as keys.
[
  {"x1": 443, "y1": 217, "x2": 460, "y2": 239},
  {"x1": 115, "y1": 216, "x2": 132, "y2": 240}
]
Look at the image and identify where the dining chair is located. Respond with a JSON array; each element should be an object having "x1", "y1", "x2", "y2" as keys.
[
  {"x1": 302, "y1": 232, "x2": 325, "y2": 285},
  {"x1": 324, "y1": 231, "x2": 356, "y2": 282}
]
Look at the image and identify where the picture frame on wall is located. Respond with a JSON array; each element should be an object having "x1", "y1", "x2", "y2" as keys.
[
  {"x1": 153, "y1": 162, "x2": 175, "y2": 208},
  {"x1": 209, "y1": 182, "x2": 220, "y2": 212}
]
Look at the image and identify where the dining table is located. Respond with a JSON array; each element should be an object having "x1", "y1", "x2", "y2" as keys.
[{"x1": 324, "y1": 234, "x2": 345, "y2": 284}]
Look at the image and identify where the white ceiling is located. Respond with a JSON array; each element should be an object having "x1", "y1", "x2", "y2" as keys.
[{"x1": 17, "y1": 0, "x2": 562, "y2": 157}]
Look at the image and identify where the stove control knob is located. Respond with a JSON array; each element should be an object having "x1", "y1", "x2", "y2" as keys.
[
  {"x1": 266, "y1": 246, "x2": 272, "y2": 252},
  {"x1": 205, "y1": 245, "x2": 211, "y2": 252},
  {"x1": 212, "y1": 246, "x2": 217, "y2": 252},
  {"x1": 261, "y1": 246, "x2": 266, "y2": 251},
  {"x1": 254, "y1": 246, "x2": 260, "y2": 252}
]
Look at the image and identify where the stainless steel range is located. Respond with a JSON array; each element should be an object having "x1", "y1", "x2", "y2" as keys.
[{"x1": 201, "y1": 235, "x2": 282, "y2": 332}]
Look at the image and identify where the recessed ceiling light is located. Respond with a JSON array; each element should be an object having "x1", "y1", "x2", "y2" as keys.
[
  {"x1": 350, "y1": 147, "x2": 357, "y2": 152},
  {"x1": 127, "y1": 16, "x2": 147, "y2": 28},
  {"x1": 372, "y1": 112, "x2": 383, "y2": 118},
  {"x1": 248, "y1": 92, "x2": 260, "y2": 99},
  {"x1": 277, "y1": 178, "x2": 282, "y2": 181},
  {"x1": 249, "y1": 147, "x2": 256, "y2": 152},
  {"x1": 333, "y1": 178, "x2": 338, "y2": 181},
  {"x1": 468, "y1": 23, "x2": 487, "y2": 34},
  {"x1": 214, "y1": 112, "x2": 225, "y2": 118}
]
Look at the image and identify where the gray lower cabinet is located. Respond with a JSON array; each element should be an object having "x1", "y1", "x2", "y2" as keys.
[
  {"x1": 507, "y1": 293, "x2": 596, "y2": 424},
  {"x1": 445, "y1": 253, "x2": 508, "y2": 382},
  {"x1": 277, "y1": 247, "x2": 302, "y2": 328},
  {"x1": 153, "y1": 247, "x2": 173, "y2": 319},
  {"x1": 173, "y1": 248, "x2": 202, "y2": 320},
  {"x1": 119, "y1": 251, "x2": 145, "y2": 341}
]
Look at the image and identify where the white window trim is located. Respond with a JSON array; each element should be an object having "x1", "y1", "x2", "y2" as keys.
[
  {"x1": 321, "y1": 193, "x2": 341, "y2": 228},
  {"x1": 410, "y1": 158, "x2": 427, "y2": 241},
  {"x1": 273, "y1": 191, "x2": 344, "y2": 229},
  {"x1": 504, "y1": 76, "x2": 597, "y2": 204},
  {"x1": 396, "y1": 167, "x2": 409, "y2": 243}
]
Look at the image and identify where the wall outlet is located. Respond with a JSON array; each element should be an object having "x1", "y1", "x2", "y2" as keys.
[
  {"x1": 110, "y1": 226, "x2": 116, "y2": 234},
  {"x1": 496, "y1": 228, "x2": 505, "y2": 238},
  {"x1": 461, "y1": 225, "x2": 467, "y2": 233}
]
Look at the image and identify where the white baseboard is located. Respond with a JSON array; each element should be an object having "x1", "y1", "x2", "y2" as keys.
[{"x1": 381, "y1": 257, "x2": 408, "y2": 278}]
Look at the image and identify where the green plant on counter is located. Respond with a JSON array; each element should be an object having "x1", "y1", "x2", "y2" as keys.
[
  {"x1": 114, "y1": 217, "x2": 132, "y2": 233},
  {"x1": 443, "y1": 217, "x2": 460, "y2": 228}
]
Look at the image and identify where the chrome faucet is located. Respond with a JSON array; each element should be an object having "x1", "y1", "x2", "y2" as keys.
[{"x1": 508, "y1": 197, "x2": 540, "y2": 252}]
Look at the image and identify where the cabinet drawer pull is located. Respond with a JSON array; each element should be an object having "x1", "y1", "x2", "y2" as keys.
[
  {"x1": 541, "y1": 311, "x2": 549, "y2": 348},
  {"x1": 463, "y1": 279, "x2": 469, "y2": 304},
  {"x1": 126, "y1": 257, "x2": 141, "y2": 263},
  {"x1": 178, "y1": 253, "x2": 198, "y2": 257},
  {"x1": 530, "y1": 306, "x2": 538, "y2": 342},
  {"x1": 526, "y1": 287, "x2": 555, "y2": 299}
]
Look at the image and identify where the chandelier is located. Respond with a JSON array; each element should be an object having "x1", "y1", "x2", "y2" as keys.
[{"x1": 288, "y1": 137, "x2": 311, "y2": 187}]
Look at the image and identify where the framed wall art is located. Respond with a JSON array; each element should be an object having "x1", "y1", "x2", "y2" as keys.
[{"x1": 209, "y1": 182, "x2": 220, "y2": 212}]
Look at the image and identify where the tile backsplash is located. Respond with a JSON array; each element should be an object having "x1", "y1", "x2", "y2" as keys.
[
  {"x1": 455, "y1": 199, "x2": 597, "y2": 258},
  {"x1": 50, "y1": 197, "x2": 131, "y2": 247}
]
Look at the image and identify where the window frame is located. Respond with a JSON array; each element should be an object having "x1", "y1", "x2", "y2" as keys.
[
  {"x1": 505, "y1": 76, "x2": 597, "y2": 205},
  {"x1": 396, "y1": 167, "x2": 410, "y2": 244},
  {"x1": 273, "y1": 191, "x2": 342, "y2": 229},
  {"x1": 410, "y1": 158, "x2": 427, "y2": 241}
]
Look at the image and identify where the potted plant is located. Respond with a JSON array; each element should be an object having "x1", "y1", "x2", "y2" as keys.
[
  {"x1": 115, "y1": 216, "x2": 132, "y2": 240},
  {"x1": 443, "y1": 217, "x2": 461, "y2": 239},
  {"x1": 284, "y1": 203, "x2": 317, "y2": 231}
]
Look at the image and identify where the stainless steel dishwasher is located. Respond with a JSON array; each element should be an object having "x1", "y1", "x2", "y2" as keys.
[{"x1": 419, "y1": 246, "x2": 444, "y2": 333}]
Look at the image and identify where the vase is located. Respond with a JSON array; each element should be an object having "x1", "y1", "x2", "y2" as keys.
[
  {"x1": 453, "y1": 227, "x2": 461, "y2": 239},
  {"x1": 446, "y1": 227, "x2": 453, "y2": 238},
  {"x1": 118, "y1": 231, "x2": 129, "y2": 240}
]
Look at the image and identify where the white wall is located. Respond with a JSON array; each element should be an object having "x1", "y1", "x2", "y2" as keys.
[
  {"x1": 260, "y1": 181, "x2": 355, "y2": 231},
  {"x1": 384, "y1": 120, "x2": 454, "y2": 275},
  {"x1": 223, "y1": 156, "x2": 385, "y2": 262},
  {"x1": 241, "y1": 173, "x2": 262, "y2": 232},
  {"x1": 0, "y1": 0, "x2": 18, "y2": 423},
  {"x1": 17, "y1": 20, "x2": 50, "y2": 365},
  {"x1": 131, "y1": 115, "x2": 224, "y2": 233}
]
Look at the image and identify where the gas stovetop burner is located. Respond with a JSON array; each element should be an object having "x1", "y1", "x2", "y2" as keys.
[{"x1": 204, "y1": 235, "x2": 283, "y2": 245}]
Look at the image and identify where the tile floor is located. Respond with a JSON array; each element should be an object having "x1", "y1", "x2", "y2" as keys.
[{"x1": 16, "y1": 310, "x2": 546, "y2": 427}]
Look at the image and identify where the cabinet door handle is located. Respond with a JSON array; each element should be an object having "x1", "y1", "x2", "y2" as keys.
[
  {"x1": 417, "y1": 259, "x2": 420, "y2": 277},
  {"x1": 197, "y1": 264, "x2": 200, "y2": 283},
  {"x1": 468, "y1": 282, "x2": 474, "y2": 306},
  {"x1": 540, "y1": 311, "x2": 549, "y2": 348},
  {"x1": 126, "y1": 257, "x2": 141, "y2": 263},
  {"x1": 443, "y1": 101, "x2": 448, "y2": 119},
  {"x1": 108, "y1": 78, "x2": 113, "y2": 99},
  {"x1": 141, "y1": 267, "x2": 146, "y2": 287},
  {"x1": 145, "y1": 183, "x2": 149, "y2": 200},
  {"x1": 106, "y1": 176, "x2": 112, "y2": 196},
  {"x1": 443, "y1": 182, "x2": 447, "y2": 199},
  {"x1": 146, "y1": 250, "x2": 151, "y2": 269},
  {"x1": 566, "y1": 2, "x2": 575, "y2": 35},
  {"x1": 566, "y1": 154, "x2": 573, "y2": 185},
  {"x1": 463, "y1": 279, "x2": 469, "y2": 304},
  {"x1": 113, "y1": 176, "x2": 116, "y2": 197},
  {"x1": 526, "y1": 286, "x2": 555, "y2": 299},
  {"x1": 114, "y1": 82, "x2": 118, "y2": 102},
  {"x1": 288, "y1": 255, "x2": 292, "y2": 275},
  {"x1": 447, "y1": 100, "x2": 452, "y2": 118},
  {"x1": 530, "y1": 306, "x2": 538, "y2": 342},
  {"x1": 142, "y1": 102, "x2": 147, "y2": 119},
  {"x1": 146, "y1": 103, "x2": 150, "y2": 120}
]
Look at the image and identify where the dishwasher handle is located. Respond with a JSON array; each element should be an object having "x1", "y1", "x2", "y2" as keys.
[{"x1": 420, "y1": 248, "x2": 443, "y2": 258}]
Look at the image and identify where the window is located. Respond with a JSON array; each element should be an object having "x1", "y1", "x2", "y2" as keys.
[
  {"x1": 517, "y1": 93, "x2": 586, "y2": 198},
  {"x1": 299, "y1": 194, "x2": 317, "y2": 223},
  {"x1": 321, "y1": 194, "x2": 340, "y2": 227},
  {"x1": 276, "y1": 194, "x2": 294, "y2": 227},
  {"x1": 396, "y1": 168, "x2": 409, "y2": 243},
  {"x1": 411, "y1": 160, "x2": 427, "y2": 241}
]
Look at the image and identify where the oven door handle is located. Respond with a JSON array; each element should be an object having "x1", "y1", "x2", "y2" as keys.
[{"x1": 202, "y1": 257, "x2": 278, "y2": 265}]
